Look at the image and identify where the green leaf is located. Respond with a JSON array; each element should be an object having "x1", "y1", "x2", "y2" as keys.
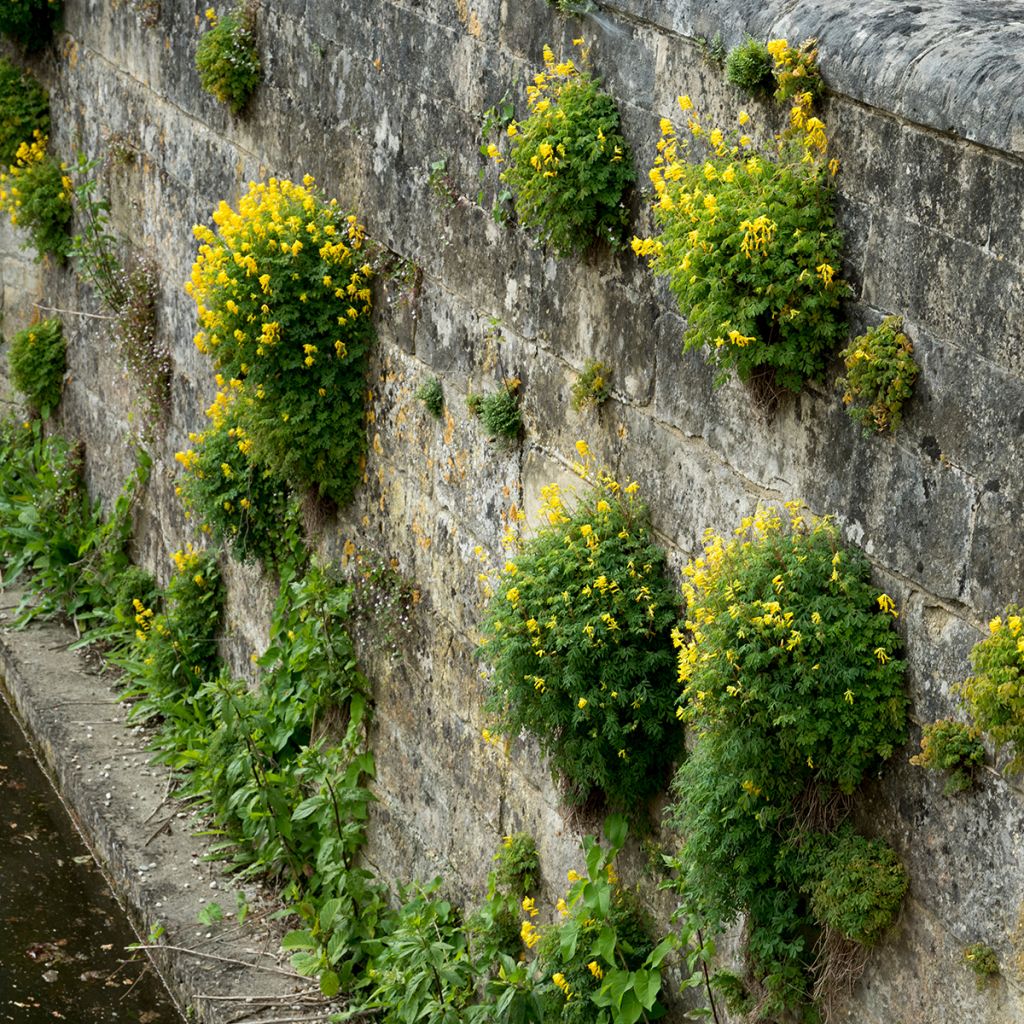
[
  {"x1": 282, "y1": 929, "x2": 317, "y2": 950},
  {"x1": 603, "y1": 813, "x2": 628, "y2": 851},
  {"x1": 593, "y1": 924, "x2": 616, "y2": 963},
  {"x1": 320, "y1": 969, "x2": 340, "y2": 998}
]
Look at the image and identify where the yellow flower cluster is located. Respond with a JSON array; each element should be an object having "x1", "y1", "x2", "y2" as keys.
[
  {"x1": 170, "y1": 542, "x2": 205, "y2": 575},
  {"x1": 187, "y1": 176, "x2": 371, "y2": 360},
  {"x1": 0, "y1": 132, "x2": 70, "y2": 232},
  {"x1": 675, "y1": 503, "x2": 820, "y2": 696},
  {"x1": 552, "y1": 972, "x2": 573, "y2": 1000}
]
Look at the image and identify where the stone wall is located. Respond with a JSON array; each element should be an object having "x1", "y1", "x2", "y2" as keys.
[{"x1": 3, "y1": 1, "x2": 1024, "y2": 1020}]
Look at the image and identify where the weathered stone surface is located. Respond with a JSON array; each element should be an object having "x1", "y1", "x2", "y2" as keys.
[{"x1": 1, "y1": 0, "x2": 1024, "y2": 1019}]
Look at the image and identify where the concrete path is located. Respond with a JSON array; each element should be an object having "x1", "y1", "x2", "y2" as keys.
[{"x1": 0, "y1": 588, "x2": 338, "y2": 1024}]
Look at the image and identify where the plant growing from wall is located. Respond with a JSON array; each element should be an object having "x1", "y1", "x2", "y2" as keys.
[
  {"x1": 494, "y1": 42, "x2": 635, "y2": 258},
  {"x1": 188, "y1": 176, "x2": 374, "y2": 506},
  {"x1": 963, "y1": 942, "x2": 999, "y2": 987},
  {"x1": 0, "y1": 132, "x2": 71, "y2": 259},
  {"x1": 416, "y1": 376, "x2": 444, "y2": 418},
  {"x1": 805, "y1": 827, "x2": 908, "y2": 948},
  {"x1": 958, "y1": 610, "x2": 1024, "y2": 773},
  {"x1": 8, "y1": 316, "x2": 65, "y2": 416},
  {"x1": 545, "y1": 0, "x2": 595, "y2": 14},
  {"x1": 666, "y1": 503, "x2": 908, "y2": 1019},
  {"x1": 0, "y1": 0, "x2": 62, "y2": 46},
  {"x1": 501, "y1": 815, "x2": 711, "y2": 1024},
  {"x1": 634, "y1": 41, "x2": 845, "y2": 393},
  {"x1": 838, "y1": 316, "x2": 919, "y2": 434},
  {"x1": 0, "y1": 59, "x2": 49, "y2": 167},
  {"x1": 478, "y1": 95, "x2": 516, "y2": 224},
  {"x1": 909, "y1": 718, "x2": 986, "y2": 795},
  {"x1": 175, "y1": 382, "x2": 303, "y2": 571},
  {"x1": 571, "y1": 358, "x2": 610, "y2": 411},
  {"x1": 0, "y1": 417, "x2": 152, "y2": 636},
  {"x1": 478, "y1": 379, "x2": 523, "y2": 445},
  {"x1": 769, "y1": 37, "x2": 824, "y2": 104},
  {"x1": 479, "y1": 442, "x2": 682, "y2": 813},
  {"x1": 725, "y1": 37, "x2": 774, "y2": 95},
  {"x1": 121, "y1": 545, "x2": 224, "y2": 749},
  {"x1": 195, "y1": 3, "x2": 262, "y2": 115}
]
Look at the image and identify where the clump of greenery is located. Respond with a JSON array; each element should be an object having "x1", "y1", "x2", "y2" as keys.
[
  {"x1": 806, "y1": 828, "x2": 908, "y2": 947},
  {"x1": 195, "y1": 4, "x2": 262, "y2": 115},
  {"x1": 725, "y1": 38, "x2": 774, "y2": 95},
  {"x1": 909, "y1": 718, "x2": 986, "y2": 795},
  {"x1": 416, "y1": 376, "x2": 444, "y2": 418},
  {"x1": 480, "y1": 442, "x2": 682, "y2": 813},
  {"x1": 122, "y1": 545, "x2": 224, "y2": 739},
  {"x1": 187, "y1": 176, "x2": 374, "y2": 505},
  {"x1": 175, "y1": 384, "x2": 302, "y2": 571},
  {"x1": 0, "y1": 0, "x2": 62, "y2": 46},
  {"x1": 0, "y1": 59, "x2": 49, "y2": 167},
  {"x1": 8, "y1": 317, "x2": 65, "y2": 416},
  {"x1": 571, "y1": 358, "x2": 610, "y2": 411},
  {"x1": 494, "y1": 832, "x2": 539, "y2": 896},
  {"x1": 0, "y1": 417, "x2": 150, "y2": 637},
  {"x1": 839, "y1": 316, "x2": 919, "y2": 434},
  {"x1": 770, "y1": 37, "x2": 824, "y2": 104},
  {"x1": 469, "y1": 833, "x2": 541, "y2": 962},
  {"x1": 516, "y1": 817, "x2": 684, "y2": 1024},
  {"x1": 667, "y1": 503, "x2": 908, "y2": 1019},
  {"x1": 494, "y1": 42, "x2": 634, "y2": 258},
  {"x1": 963, "y1": 942, "x2": 999, "y2": 986},
  {"x1": 0, "y1": 132, "x2": 71, "y2": 259},
  {"x1": 958, "y1": 610, "x2": 1024, "y2": 773},
  {"x1": 361, "y1": 879, "x2": 477, "y2": 1022},
  {"x1": 634, "y1": 41, "x2": 845, "y2": 392},
  {"x1": 478, "y1": 381, "x2": 523, "y2": 445}
]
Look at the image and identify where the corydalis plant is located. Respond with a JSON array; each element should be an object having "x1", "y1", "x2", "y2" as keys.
[
  {"x1": 839, "y1": 316, "x2": 919, "y2": 434},
  {"x1": 478, "y1": 441, "x2": 681, "y2": 814},
  {"x1": 8, "y1": 316, "x2": 65, "y2": 416},
  {"x1": 493, "y1": 41, "x2": 634, "y2": 258},
  {"x1": 634, "y1": 41, "x2": 845, "y2": 392},
  {"x1": 195, "y1": 4, "x2": 262, "y2": 115},
  {"x1": 187, "y1": 176, "x2": 374, "y2": 505}
]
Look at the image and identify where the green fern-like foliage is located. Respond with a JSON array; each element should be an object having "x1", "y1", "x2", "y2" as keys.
[
  {"x1": 480, "y1": 449, "x2": 681, "y2": 813},
  {"x1": 195, "y1": 4, "x2": 261, "y2": 115},
  {"x1": 0, "y1": 59, "x2": 49, "y2": 167},
  {"x1": 725, "y1": 38, "x2": 774, "y2": 95},
  {"x1": 8, "y1": 317, "x2": 65, "y2": 415},
  {"x1": 479, "y1": 384, "x2": 522, "y2": 445}
]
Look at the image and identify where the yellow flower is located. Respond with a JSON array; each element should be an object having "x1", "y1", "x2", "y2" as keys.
[
  {"x1": 877, "y1": 593, "x2": 898, "y2": 617},
  {"x1": 577, "y1": 697, "x2": 588, "y2": 709},
  {"x1": 587, "y1": 961, "x2": 604, "y2": 979},
  {"x1": 522, "y1": 896, "x2": 538, "y2": 918},
  {"x1": 678, "y1": 94, "x2": 693, "y2": 112},
  {"x1": 520, "y1": 920, "x2": 539, "y2": 948},
  {"x1": 567, "y1": 869, "x2": 581, "y2": 883},
  {"x1": 738, "y1": 110, "x2": 750, "y2": 125}
]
